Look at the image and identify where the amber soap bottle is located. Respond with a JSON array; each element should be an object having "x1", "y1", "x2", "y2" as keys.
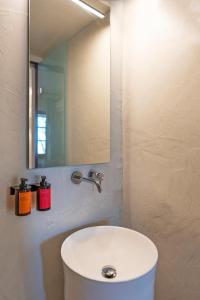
[
  {"x1": 37, "y1": 176, "x2": 51, "y2": 211},
  {"x1": 16, "y1": 178, "x2": 32, "y2": 216}
]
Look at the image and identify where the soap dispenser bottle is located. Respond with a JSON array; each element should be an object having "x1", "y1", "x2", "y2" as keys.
[
  {"x1": 16, "y1": 178, "x2": 32, "y2": 216},
  {"x1": 37, "y1": 176, "x2": 51, "y2": 211}
]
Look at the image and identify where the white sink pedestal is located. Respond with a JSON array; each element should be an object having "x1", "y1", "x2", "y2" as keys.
[{"x1": 61, "y1": 226, "x2": 158, "y2": 300}]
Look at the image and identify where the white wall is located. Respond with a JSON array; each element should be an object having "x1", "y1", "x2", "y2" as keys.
[
  {"x1": 123, "y1": 0, "x2": 200, "y2": 299},
  {"x1": 0, "y1": 1, "x2": 123, "y2": 299}
]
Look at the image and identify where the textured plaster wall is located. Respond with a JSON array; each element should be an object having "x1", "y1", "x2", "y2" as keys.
[
  {"x1": 0, "y1": 1, "x2": 123, "y2": 299},
  {"x1": 122, "y1": 0, "x2": 200, "y2": 299}
]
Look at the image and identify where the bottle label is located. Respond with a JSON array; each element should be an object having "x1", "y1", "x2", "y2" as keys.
[
  {"x1": 38, "y1": 189, "x2": 51, "y2": 209},
  {"x1": 19, "y1": 192, "x2": 31, "y2": 215}
]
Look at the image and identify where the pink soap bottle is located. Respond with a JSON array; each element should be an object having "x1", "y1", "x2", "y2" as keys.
[{"x1": 37, "y1": 176, "x2": 51, "y2": 211}]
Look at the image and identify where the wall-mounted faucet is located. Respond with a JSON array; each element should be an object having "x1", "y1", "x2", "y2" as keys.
[{"x1": 71, "y1": 170, "x2": 104, "y2": 193}]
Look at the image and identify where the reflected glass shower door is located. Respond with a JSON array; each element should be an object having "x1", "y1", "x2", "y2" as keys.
[{"x1": 30, "y1": 43, "x2": 67, "y2": 168}]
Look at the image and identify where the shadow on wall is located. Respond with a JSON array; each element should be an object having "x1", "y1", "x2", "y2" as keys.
[{"x1": 40, "y1": 219, "x2": 110, "y2": 300}]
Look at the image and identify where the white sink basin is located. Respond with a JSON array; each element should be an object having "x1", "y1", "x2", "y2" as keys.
[{"x1": 61, "y1": 226, "x2": 158, "y2": 300}]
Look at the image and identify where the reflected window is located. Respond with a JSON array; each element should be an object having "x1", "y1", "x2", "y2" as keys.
[{"x1": 37, "y1": 113, "x2": 47, "y2": 155}]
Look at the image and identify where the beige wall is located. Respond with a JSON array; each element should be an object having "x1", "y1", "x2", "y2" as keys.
[
  {"x1": 0, "y1": 1, "x2": 123, "y2": 299},
  {"x1": 66, "y1": 17, "x2": 110, "y2": 164},
  {"x1": 123, "y1": 0, "x2": 200, "y2": 299}
]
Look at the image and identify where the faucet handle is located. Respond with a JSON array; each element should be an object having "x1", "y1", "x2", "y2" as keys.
[
  {"x1": 88, "y1": 170, "x2": 104, "y2": 182},
  {"x1": 96, "y1": 172, "x2": 104, "y2": 182}
]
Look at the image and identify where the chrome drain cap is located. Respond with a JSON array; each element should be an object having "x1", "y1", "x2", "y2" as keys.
[{"x1": 102, "y1": 266, "x2": 117, "y2": 279}]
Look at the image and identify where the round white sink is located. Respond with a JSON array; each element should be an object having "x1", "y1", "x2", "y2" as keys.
[{"x1": 61, "y1": 226, "x2": 158, "y2": 300}]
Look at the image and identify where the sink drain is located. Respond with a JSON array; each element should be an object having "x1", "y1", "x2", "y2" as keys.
[{"x1": 102, "y1": 266, "x2": 117, "y2": 279}]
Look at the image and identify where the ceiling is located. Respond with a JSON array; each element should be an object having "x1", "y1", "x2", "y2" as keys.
[{"x1": 30, "y1": 0, "x2": 109, "y2": 59}]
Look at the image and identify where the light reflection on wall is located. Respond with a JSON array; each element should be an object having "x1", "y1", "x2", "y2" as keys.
[{"x1": 133, "y1": 0, "x2": 171, "y2": 50}]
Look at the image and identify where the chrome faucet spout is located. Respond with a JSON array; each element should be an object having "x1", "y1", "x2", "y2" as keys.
[
  {"x1": 71, "y1": 170, "x2": 104, "y2": 193},
  {"x1": 88, "y1": 170, "x2": 104, "y2": 193},
  {"x1": 95, "y1": 180, "x2": 102, "y2": 193},
  {"x1": 82, "y1": 177, "x2": 102, "y2": 193}
]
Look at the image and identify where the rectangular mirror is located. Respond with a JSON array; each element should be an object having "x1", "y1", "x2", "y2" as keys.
[{"x1": 29, "y1": 0, "x2": 110, "y2": 168}]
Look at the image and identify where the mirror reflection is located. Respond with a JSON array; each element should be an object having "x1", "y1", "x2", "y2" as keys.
[{"x1": 29, "y1": 0, "x2": 110, "y2": 168}]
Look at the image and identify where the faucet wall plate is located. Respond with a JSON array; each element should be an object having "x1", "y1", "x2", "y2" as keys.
[{"x1": 71, "y1": 171, "x2": 83, "y2": 184}]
